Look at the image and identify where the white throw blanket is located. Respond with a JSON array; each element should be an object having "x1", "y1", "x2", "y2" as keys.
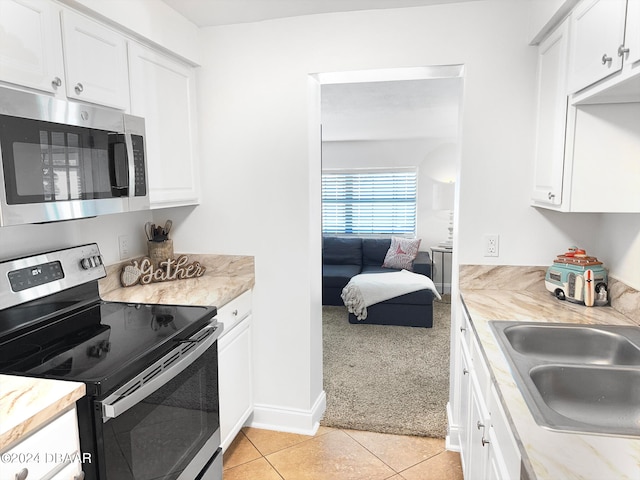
[{"x1": 341, "y1": 269, "x2": 442, "y2": 320}]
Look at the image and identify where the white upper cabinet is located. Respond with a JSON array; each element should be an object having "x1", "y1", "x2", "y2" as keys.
[
  {"x1": 0, "y1": 0, "x2": 64, "y2": 94},
  {"x1": 626, "y1": 0, "x2": 640, "y2": 65},
  {"x1": 0, "y1": 0, "x2": 130, "y2": 110},
  {"x1": 568, "y1": 0, "x2": 627, "y2": 93},
  {"x1": 128, "y1": 42, "x2": 200, "y2": 207},
  {"x1": 532, "y1": 21, "x2": 570, "y2": 207},
  {"x1": 60, "y1": 9, "x2": 129, "y2": 110}
]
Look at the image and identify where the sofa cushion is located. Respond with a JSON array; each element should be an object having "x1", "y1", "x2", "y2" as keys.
[
  {"x1": 362, "y1": 238, "x2": 392, "y2": 266},
  {"x1": 322, "y1": 264, "x2": 362, "y2": 288},
  {"x1": 323, "y1": 237, "x2": 362, "y2": 265},
  {"x1": 382, "y1": 237, "x2": 421, "y2": 271}
]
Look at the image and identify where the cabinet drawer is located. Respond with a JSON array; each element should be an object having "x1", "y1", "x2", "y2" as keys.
[
  {"x1": 216, "y1": 290, "x2": 252, "y2": 335},
  {"x1": 0, "y1": 408, "x2": 80, "y2": 480}
]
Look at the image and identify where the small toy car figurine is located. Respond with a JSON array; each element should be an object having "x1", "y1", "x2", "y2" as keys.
[{"x1": 545, "y1": 247, "x2": 608, "y2": 307}]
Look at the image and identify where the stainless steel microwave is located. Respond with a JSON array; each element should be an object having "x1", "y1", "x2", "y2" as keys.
[{"x1": 0, "y1": 87, "x2": 149, "y2": 226}]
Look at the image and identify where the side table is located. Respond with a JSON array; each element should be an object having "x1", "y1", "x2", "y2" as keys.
[{"x1": 430, "y1": 245, "x2": 453, "y2": 294}]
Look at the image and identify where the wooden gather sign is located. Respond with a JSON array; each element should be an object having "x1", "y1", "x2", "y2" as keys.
[{"x1": 121, "y1": 255, "x2": 206, "y2": 287}]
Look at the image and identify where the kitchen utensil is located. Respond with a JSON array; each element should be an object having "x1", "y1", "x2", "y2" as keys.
[
  {"x1": 164, "y1": 220, "x2": 172, "y2": 236},
  {"x1": 144, "y1": 222, "x2": 154, "y2": 241}
]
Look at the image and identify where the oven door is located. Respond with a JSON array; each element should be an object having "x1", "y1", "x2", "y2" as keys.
[{"x1": 94, "y1": 324, "x2": 222, "y2": 480}]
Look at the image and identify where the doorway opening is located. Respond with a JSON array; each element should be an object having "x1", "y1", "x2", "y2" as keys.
[{"x1": 311, "y1": 65, "x2": 464, "y2": 436}]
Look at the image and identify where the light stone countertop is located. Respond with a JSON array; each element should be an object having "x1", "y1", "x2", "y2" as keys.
[
  {"x1": 99, "y1": 253, "x2": 255, "y2": 308},
  {"x1": 0, "y1": 375, "x2": 85, "y2": 452},
  {"x1": 459, "y1": 265, "x2": 640, "y2": 480}
]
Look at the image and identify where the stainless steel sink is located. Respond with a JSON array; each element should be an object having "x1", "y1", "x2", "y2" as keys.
[
  {"x1": 490, "y1": 321, "x2": 640, "y2": 437},
  {"x1": 503, "y1": 324, "x2": 640, "y2": 365}
]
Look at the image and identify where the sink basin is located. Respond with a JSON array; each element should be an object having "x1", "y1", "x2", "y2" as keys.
[
  {"x1": 490, "y1": 321, "x2": 640, "y2": 437},
  {"x1": 530, "y1": 365, "x2": 640, "y2": 436},
  {"x1": 503, "y1": 324, "x2": 640, "y2": 365}
]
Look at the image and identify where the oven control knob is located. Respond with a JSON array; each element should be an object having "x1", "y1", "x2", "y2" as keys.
[
  {"x1": 81, "y1": 258, "x2": 92, "y2": 270},
  {"x1": 93, "y1": 255, "x2": 102, "y2": 266}
]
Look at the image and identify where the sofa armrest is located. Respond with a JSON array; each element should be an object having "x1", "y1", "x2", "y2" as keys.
[{"x1": 412, "y1": 251, "x2": 432, "y2": 278}]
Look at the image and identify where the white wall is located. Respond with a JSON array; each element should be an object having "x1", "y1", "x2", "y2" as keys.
[
  {"x1": 0, "y1": 210, "x2": 152, "y2": 264},
  {"x1": 166, "y1": 0, "x2": 610, "y2": 432}
]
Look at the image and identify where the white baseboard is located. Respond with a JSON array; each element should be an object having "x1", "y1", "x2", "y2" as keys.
[
  {"x1": 446, "y1": 401, "x2": 461, "y2": 451},
  {"x1": 247, "y1": 390, "x2": 327, "y2": 436}
]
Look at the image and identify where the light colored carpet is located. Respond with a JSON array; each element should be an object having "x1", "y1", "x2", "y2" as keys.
[{"x1": 320, "y1": 299, "x2": 451, "y2": 438}]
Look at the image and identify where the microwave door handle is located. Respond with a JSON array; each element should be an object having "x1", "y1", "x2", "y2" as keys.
[
  {"x1": 112, "y1": 141, "x2": 129, "y2": 191},
  {"x1": 124, "y1": 133, "x2": 135, "y2": 195},
  {"x1": 100, "y1": 325, "x2": 221, "y2": 422}
]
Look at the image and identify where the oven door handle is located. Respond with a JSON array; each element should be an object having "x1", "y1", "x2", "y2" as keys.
[{"x1": 100, "y1": 323, "x2": 221, "y2": 422}]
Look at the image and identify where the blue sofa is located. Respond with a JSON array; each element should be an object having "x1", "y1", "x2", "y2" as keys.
[{"x1": 322, "y1": 236, "x2": 434, "y2": 327}]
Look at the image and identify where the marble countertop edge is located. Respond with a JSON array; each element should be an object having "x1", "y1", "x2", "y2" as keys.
[{"x1": 0, "y1": 375, "x2": 85, "y2": 452}]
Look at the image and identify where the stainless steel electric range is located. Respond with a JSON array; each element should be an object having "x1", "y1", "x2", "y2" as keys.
[{"x1": 0, "y1": 244, "x2": 223, "y2": 480}]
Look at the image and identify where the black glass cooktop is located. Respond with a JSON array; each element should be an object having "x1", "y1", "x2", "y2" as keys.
[{"x1": 0, "y1": 299, "x2": 216, "y2": 395}]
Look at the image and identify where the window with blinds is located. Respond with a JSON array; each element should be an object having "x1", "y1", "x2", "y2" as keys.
[{"x1": 322, "y1": 169, "x2": 417, "y2": 235}]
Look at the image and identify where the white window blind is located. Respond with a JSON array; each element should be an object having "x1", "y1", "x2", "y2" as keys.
[{"x1": 322, "y1": 169, "x2": 417, "y2": 235}]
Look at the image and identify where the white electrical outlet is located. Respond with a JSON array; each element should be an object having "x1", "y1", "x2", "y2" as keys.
[
  {"x1": 118, "y1": 235, "x2": 130, "y2": 260},
  {"x1": 484, "y1": 234, "x2": 499, "y2": 257}
]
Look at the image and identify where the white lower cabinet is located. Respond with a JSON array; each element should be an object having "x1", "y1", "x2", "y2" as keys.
[
  {"x1": 454, "y1": 301, "x2": 521, "y2": 480},
  {"x1": 0, "y1": 407, "x2": 83, "y2": 480},
  {"x1": 217, "y1": 290, "x2": 253, "y2": 451}
]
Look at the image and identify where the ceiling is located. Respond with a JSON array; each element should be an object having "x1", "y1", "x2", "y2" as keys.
[
  {"x1": 321, "y1": 78, "x2": 462, "y2": 141},
  {"x1": 160, "y1": 0, "x2": 479, "y2": 27}
]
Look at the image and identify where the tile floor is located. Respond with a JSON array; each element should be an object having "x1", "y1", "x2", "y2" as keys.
[{"x1": 223, "y1": 426, "x2": 464, "y2": 480}]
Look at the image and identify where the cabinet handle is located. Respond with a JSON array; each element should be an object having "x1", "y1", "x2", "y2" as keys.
[
  {"x1": 601, "y1": 53, "x2": 612, "y2": 65},
  {"x1": 51, "y1": 77, "x2": 62, "y2": 88},
  {"x1": 232, "y1": 309, "x2": 238, "y2": 316},
  {"x1": 476, "y1": 421, "x2": 490, "y2": 446},
  {"x1": 618, "y1": 44, "x2": 630, "y2": 57},
  {"x1": 75, "y1": 83, "x2": 84, "y2": 94},
  {"x1": 460, "y1": 326, "x2": 466, "y2": 332},
  {"x1": 547, "y1": 192, "x2": 555, "y2": 200},
  {"x1": 463, "y1": 368, "x2": 469, "y2": 375},
  {"x1": 15, "y1": 468, "x2": 28, "y2": 480}
]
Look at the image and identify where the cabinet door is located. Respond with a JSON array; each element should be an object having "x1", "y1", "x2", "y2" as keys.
[
  {"x1": 625, "y1": 0, "x2": 640, "y2": 65},
  {"x1": 219, "y1": 315, "x2": 253, "y2": 451},
  {"x1": 50, "y1": 461, "x2": 83, "y2": 480},
  {"x1": 0, "y1": 0, "x2": 64, "y2": 94},
  {"x1": 458, "y1": 338, "x2": 472, "y2": 475},
  {"x1": 532, "y1": 22, "x2": 569, "y2": 206},
  {"x1": 60, "y1": 9, "x2": 129, "y2": 109},
  {"x1": 568, "y1": 0, "x2": 627, "y2": 93},
  {"x1": 128, "y1": 42, "x2": 201, "y2": 207},
  {"x1": 467, "y1": 376, "x2": 491, "y2": 480}
]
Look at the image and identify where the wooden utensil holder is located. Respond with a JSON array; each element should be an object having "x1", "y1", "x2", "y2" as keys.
[{"x1": 148, "y1": 239, "x2": 173, "y2": 268}]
